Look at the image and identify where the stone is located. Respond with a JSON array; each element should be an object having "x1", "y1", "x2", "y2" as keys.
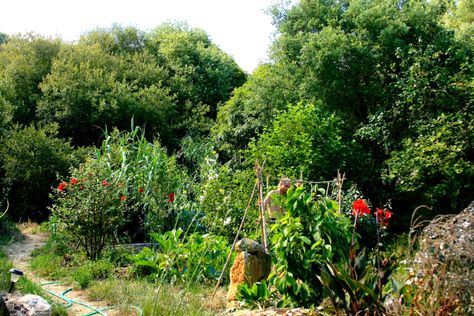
[
  {"x1": 3, "y1": 294, "x2": 51, "y2": 316},
  {"x1": 235, "y1": 238, "x2": 266, "y2": 255},
  {"x1": 227, "y1": 239, "x2": 272, "y2": 307}
]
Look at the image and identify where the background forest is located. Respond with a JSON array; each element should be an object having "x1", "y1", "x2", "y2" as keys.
[
  {"x1": 1, "y1": 0, "x2": 472, "y2": 232},
  {"x1": 0, "y1": 0, "x2": 472, "y2": 314}
]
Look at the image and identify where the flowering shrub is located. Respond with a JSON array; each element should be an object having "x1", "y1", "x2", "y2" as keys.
[
  {"x1": 51, "y1": 128, "x2": 188, "y2": 259},
  {"x1": 51, "y1": 159, "x2": 129, "y2": 260}
]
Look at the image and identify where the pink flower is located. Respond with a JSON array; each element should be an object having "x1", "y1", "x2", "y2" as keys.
[{"x1": 102, "y1": 179, "x2": 109, "y2": 186}]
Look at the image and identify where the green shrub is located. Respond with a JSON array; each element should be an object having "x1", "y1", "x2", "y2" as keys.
[
  {"x1": 0, "y1": 124, "x2": 77, "y2": 220},
  {"x1": 72, "y1": 259, "x2": 114, "y2": 289},
  {"x1": 51, "y1": 127, "x2": 188, "y2": 259},
  {"x1": 270, "y1": 187, "x2": 353, "y2": 307},
  {"x1": 132, "y1": 229, "x2": 230, "y2": 284}
]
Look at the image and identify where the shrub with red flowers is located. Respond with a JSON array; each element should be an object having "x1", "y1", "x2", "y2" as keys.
[
  {"x1": 314, "y1": 198, "x2": 395, "y2": 314},
  {"x1": 51, "y1": 159, "x2": 129, "y2": 260},
  {"x1": 50, "y1": 128, "x2": 188, "y2": 260}
]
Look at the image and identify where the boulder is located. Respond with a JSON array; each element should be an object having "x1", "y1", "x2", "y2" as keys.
[
  {"x1": 227, "y1": 239, "x2": 271, "y2": 307},
  {"x1": 3, "y1": 294, "x2": 51, "y2": 316}
]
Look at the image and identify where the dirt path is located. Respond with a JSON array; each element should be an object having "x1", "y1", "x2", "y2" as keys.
[{"x1": 5, "y1": 224, "x2": 118, "y2": 316}]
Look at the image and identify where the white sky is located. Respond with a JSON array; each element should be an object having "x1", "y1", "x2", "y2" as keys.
[{"x1": 0, "y1": 0, "x2": 279, "y2": 73}]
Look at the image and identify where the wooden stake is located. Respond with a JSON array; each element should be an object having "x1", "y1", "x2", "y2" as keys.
[
  {"x1": 256, "y1": 162, "x2": 268, "y2": 253},
  {"x1": 337, "y1": 170, "x2": 346, "y2": 213},
  {"x1": 211, "y1": 179, "x2": 258, "y2": 298}
]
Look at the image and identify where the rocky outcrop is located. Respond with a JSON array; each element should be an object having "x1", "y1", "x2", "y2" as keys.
[{"x1": 227, "y1": 238, "x2": 272, "y2": 307}]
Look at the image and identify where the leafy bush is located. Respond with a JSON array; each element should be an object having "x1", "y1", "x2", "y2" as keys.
[
  {"x1": 270, "y1": 187, "x2": 353, "y2": 307},
  {"x1": 0, "y1": 124, "x2": 77, "y2": 220},
  {"x1": 246, "y1": 101, "x2": 347, "y2": 180},
  {"x1": 236, "y1": 281, "x2": 274, "y2": 309},
  {"x1": 51, "y1": 127, "x2": 188, "y2": 259},
  {"x1": 132, "y1": 229, "x2": 229, "y2": 284}
]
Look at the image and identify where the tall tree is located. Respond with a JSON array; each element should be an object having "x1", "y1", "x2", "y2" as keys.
[{"x1": 0, "y1": 34, "x2": 61, "y2": 124}]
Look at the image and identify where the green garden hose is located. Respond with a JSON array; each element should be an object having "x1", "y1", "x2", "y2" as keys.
[{"x1": 40, "y1": 282, "x2": 143, "y2": 316}]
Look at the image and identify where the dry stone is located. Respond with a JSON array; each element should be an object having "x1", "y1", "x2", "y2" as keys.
[
  {"x1": 2, "y1": 294, "x2": 51, "y2": 316},
  {"x1": 227, "y1": 239, "x2": 271, "y2": 307}
]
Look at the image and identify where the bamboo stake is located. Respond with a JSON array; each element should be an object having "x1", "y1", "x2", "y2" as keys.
[
  {"x1": 256, "y1": 162, "x2": 268, "y2": 253},
  {"x1": 337, "y1": 170, "x2": 346, "y2": 213}
]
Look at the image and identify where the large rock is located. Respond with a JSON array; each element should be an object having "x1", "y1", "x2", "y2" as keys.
[
  {"x1": 3, "y1": 294, "x2": 51, "y2": 316},
  {"x1": 227, "y1": 239, "x2": 271, "y2": 307}
]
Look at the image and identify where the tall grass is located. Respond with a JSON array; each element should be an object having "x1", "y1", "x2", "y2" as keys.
[{"x1": 87, "y1": 278, "x2": 226, "y2": 315}]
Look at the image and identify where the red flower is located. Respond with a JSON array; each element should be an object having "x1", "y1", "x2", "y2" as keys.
[
  {"x1": 375, "y1": 208, "x2": 393, "y2": 226},
  {"x1": 70, "y1": 177, "x2": 78, "y2": 185},
  {"x1": 102, "y1": 179, "x2": 109, "y2": 186},
  {"x1": 375, "y1": 208, "x2": 384, "y2": 218},
  {"x1": 352, "y1": 199, "x2": 370, "y2": 217},
  {"x1": 138, "y1": 187, "x2": 144, "y2": 193},
  {"x1": 57, "y1": 181, "x2": 68, "y2": 192},
  {"x1": 167, "y1": 192, "x2": 175, "y2": 203},
  {"x1": 120, "y1": 195, "x2": 126, "y2": 201}
]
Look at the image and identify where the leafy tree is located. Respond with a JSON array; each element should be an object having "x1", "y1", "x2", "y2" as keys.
[
  {"x1": 213, "y1": 64, "x2": 299, "y2": 160},
  {"x1": 385, "y1": 112, "x2": 474, "y2": 213},
  {"x1": 146, "y1": 23, "x2": 247, "y2": 136},
  {"x1": 246, "y1": 101, "x2": 346, "y2": 180},
  {"x1": 0, "y1": 124, "x2": 76, "y2": 220},
  {"x1": 37, "y1": 43, "x2": 175, "y2": 146},
  {"x1": 263, "y1": 0, "x2": 474, "y2": 218},
  {"x1": 0, "y1": 32, "x2": 7, "y2": 44},
  {"x1": 79, "y1": 25, "x2": 146, "y2": 55},
  {"x1": 442, "y1": 0, "x2": 474, "y2": 48},
  {"x1": 0, "y1": 34, "x2": 61, "y2": 124}
]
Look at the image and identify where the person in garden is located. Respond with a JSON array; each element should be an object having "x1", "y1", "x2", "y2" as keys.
[{"x1": 263, "y1": 177, "x2": 291, "y2": 222}]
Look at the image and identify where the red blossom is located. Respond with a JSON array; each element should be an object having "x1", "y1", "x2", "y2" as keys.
[
  {"x1": 352, "y1": 199, "x2": 370, "y2": 217},
  {"x1": 375, "y1": 208, "x2": 393, "y2": 226},
  {"x1": 101, "y1": 179, "x2": 109, "y2": 187},
  {"x1": 375, "y1": 208, "x2": 384, "y2": 218},
  {"x1": 70, "y1": 177, "x2": 78, "y2": 185},
  {"x1": 57, "y1": 181, "x2": 68, "y2": 192},
  {"x1": 167, "y1": 192, "x2": 175, "y2": 203},
  {"x1": 120, "y1": 195, "x2": 126, "y2": 201},
  {"x1": 138, "y1": 187, "x2": 144, "y2": 193}
]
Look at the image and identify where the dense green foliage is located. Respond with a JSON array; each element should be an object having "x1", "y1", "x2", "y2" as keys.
[
  {"x1": 51, "y1": 128, "x2": 187, "y2": 258},
  {"x1": 270, "y1": 188, "x2": 353, "y2": 306},
  {"x1": 0, "y1": 124, "x2": 77, "y2": 220},
  {"x1": 0, "y1": 23, "x2": 245, "y2": 222},
  {"x1": 213, "y1": 0, "x2": 473, "y2": 222},
  {"x1": 132, "y1": 228, "x2": 229, "y2": 284}
]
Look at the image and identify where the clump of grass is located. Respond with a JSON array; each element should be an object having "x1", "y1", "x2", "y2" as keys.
[
  {"x1": 87, "y1": 278, "x2": 227, "y2": 315},
  {"x1": 389, "y1": 203, "x2": 474, "y2": 315},
  {"x1": 72, "y1": 259, "x2": 114, "y2": 289},
  {"x1": 0, "y1": 217, "x2": 22, "y2": 246}
]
